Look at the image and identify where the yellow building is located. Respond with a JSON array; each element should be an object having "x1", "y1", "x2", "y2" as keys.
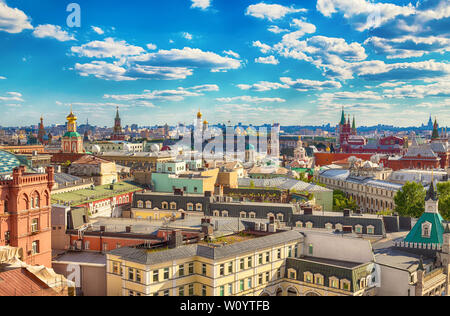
[{"x1": 106, "y1": 230, "x2": 377, "y2": 296}]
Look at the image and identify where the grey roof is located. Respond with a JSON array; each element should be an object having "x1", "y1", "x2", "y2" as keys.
[
  {"x1": 238, "y1": 177, "x2": 331, "y2": 193},
  {"x1": 404, "y1": 145, "x2": 438, "y2": 158},
  {"x1": 375, "y1": 248, "x2": 433, "y2": 272},
  {"x1": 320, "y1": 169, "x2": 403, "y2": 190},
  {"x1": 54, "y1": 172, "x2": 83, "y2": 185},
  {"x1": 109, "y1": 230, "x2": 304, "y2": 265},
  {"x1": 53, "y1": 251, "x2": 107, "y2": 266}
]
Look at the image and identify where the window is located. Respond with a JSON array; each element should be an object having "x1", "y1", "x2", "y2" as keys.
[
  {"x1": 31, "y1": 218, "x2": 39, "y2": 233},
  {"x1": 129, "y1": 290, "x2": 135, "y2": 296},
  {"x1": 294, "y1": 245, "x2": 299, "y2": 258},
  {"x1": 277, "y1": 249, "x2": 281, "y2": 259},
  {"x1": 31, "y1": 241, "x2": 39, "y2": 255},
  {"x1": 239, "y1": 280, "x2": 244, "y2": 292},
  {"x1": 228, "y1": 284, "x2": 233, "y2": 295},
  {"x1": 288, "y1": 269, "x2": 296, "y2": 280},
  {"x1": 220, "y1": 264, "x2": 225, "y2": 276},
  {"x1": 314, "y1": 274, "x2": 324, "y2": 285},
  {"x1": 196, "y1": 203, "x2": 202, "y2": 211},
  {"x1": 179, "y1": 286, "x2": 185, "y2": 297},
  {"x1": 128, "y1": 268, "x2": 134, "y2": 281},
  {"x1": 153, "y1": 270, "x2": 159, "y2": 282},
  {"x1": 341, "y1": 280, "x2": 350, "y2": 291},
  {"x1": 202, "y1": 285, "x2": 207, "y2": 296},
  {"x1": 355, "y1": 225, "x2": 363, "y2": 234},
  {"x1": 258, "y1": 273, "x2": 263, "y2": 285},
  {"x1": 219, "y1": 286, "x2": 224, "y2": 296},
  {"x1": 367, "y1": 226, "x2": 375, "y2": 235},
  {"x1": 170, "y1": 202, "x2": 177, "y2": 210},
  {"x1": 288, "y1": 246, "x2": 292, "y2": 258},
  {"x1": 247, "y1": 278, "x2": 252, "y2": 288},
  {"x1": 330, "y1": 278, "x2": 339, "y2": 289},
  {"x1": 247, "y1": 256, "x2": 252, "y2": 268},
  {"x1": 136, "y1": 270, "x2": 142, "y2": 283},
  {"x1": 188, "y1": 284, "x2": 194, "y2": 296},
  {"x1": 265, "y1": 252, "x2": 270, "y2": 262},
  {"x1": 228, "y1": 262, "x2": 233, "y2": 274},
  {"x1": 240, "y1": 259, "x2": 245, "y2": 270},
  {"x1": 304, "y1": 272, "x2": 313, "y2": 283},
  {"x1": 164, "y1": 268, "x2": 169, "y2": 280},
  {"x1": 422, "y1": 222, "x2": 432, "y2": 238},
  {"x1": 188, "y1": 263, "x2": 194, "y2": 275},
  {"x1": 112, "y1": 262, "x2": 120, "y2": 275},
  {"x1": 202, "y1": 264, "x2": 207, "y2": 276},
  {"x1": 258, "y1": 254, "x2": 263, "y2": 265},
  {"x1": 187, "y1": 203, "x2": 194, "y2": 211},
  {"x1": 137, "y1": 200, "x2": 144, "y2": 208},
  {"x1": 162, "y1": 202, "x2": 168, "y2": 209},
  {"x1": 308, "y1": 244, "x2": 313, "y2": 255},
  {"x1": 164, "y1": 290, "x2": 170, "y2": 297},
  {"x1": 145, "y1": 201, "x2": 152, "y2": 209},
  {"x1": 179, "y1": 265, "x2": 185, "y2": 277}
]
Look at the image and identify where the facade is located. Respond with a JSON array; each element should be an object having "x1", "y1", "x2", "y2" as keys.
[
  {"x1": 0, "y1": 166, "x2": 54, "y2": 267},
  {"x1": 106, "y1": 230, "x2": 377, "y2": 296},
  {"x1": 316, "y1": 169, "x2": 403, "y2": 213},
  {"x1": 68, "y1": 155, "x2": 118, "y2": 186}
]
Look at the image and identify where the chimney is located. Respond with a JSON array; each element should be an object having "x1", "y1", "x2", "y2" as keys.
[{"x1": 169, "y1": 230, "x2": 183, "y2": 249}]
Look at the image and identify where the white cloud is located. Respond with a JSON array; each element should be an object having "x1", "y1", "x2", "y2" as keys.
[
  {"x1": 0, "y1": 1, "x2": 33, "y2": 34},
  {"x1": 267, "y1": 25, "x2": 289, "y2": 34},
  {"x1": 364, "y1": 36, "x2": 450, "y2": 59},
  {"x1": 147, "y1": 43, "x2": 157, "y2": 50},
  {"x1": 191, "y1": 0, "x2": 211, "y2": 10},
  {"x1": 280, "y1": 77, "x2": 342, "y2": 91},
  {"x1": 255, "y1": 55, "x2": 279, "y2": 65},
  {"x1": 104, "y1": 85, "x2": 216, "y2": 102},
  {"x1": 33, "y1": 24, "x2": 76, "y2": 42},
  {"x1": 71, "y1": 38, "x2": 145, "y2": 58},
  {"x1": 182, "y1": 32, "x2": 193, "y2": 40},
  {"x1": 237, "y1": 81, "x2": 289, "y2": 92},
  {"x1": 223, "y1": 50, "x2": 240, "y2": 58},
  {"x1": 0, "y1": 76, "x2": 6, "y2": 80},
  {"x1": 253, "y1": 41, "x2": 272, "y2": 54},
  {"x1": 216, "y1": 96, "x2": 285, "y2": 103},
  {"x1": 0, "y1": 91, "x2": 24, "y2": 102},
  {"x1": 75, "y1": 61, "x2": 134, "y2": 81},
  {"x1": 383, "y1": 81, "x2": 450, "y2": 99},
  {"x1": 316, "y1": 0, "x2": 415, "y2": 31},
  {"x1": 318, "y1": 91, "x2": 383, "y2": 103},
  {"x1": 91, "y1": 26, "x2": 104, "y2": 35},
  {"x1": 129, "y1": 47, "x2": 241, "y2": 72},
  {"x1": 125, "y1": 65, "x2": 194, "y2": 80},
  {"x1": 246, "y1": 3, "x2": 306, "y2": 21}
]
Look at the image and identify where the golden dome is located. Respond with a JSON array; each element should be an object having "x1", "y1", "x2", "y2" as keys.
[
  {"x1": 197, "y1": 110, "x2": 202, "y2": 119},
  {"x1": 203, "y1": 120, "x2": 208, "y2": 125}
]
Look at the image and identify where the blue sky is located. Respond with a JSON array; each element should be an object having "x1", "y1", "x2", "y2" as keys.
[{"x1": 0, "y1": 0, "x2": 448, "y2": 127}]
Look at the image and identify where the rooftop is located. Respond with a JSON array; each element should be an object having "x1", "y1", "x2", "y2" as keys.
[{"x1": 51, "y1": 181, "x2": 143, "y2": 206}]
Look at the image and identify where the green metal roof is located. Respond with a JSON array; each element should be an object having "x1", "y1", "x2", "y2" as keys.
[
  {"x1": 63, "y1": 131, "x2": 81, "y2": 138},
  {"x1": 404, "y1": 212, "x2": 445, "y2": 245},
  {"x1": 0, "y1": 150, "x2": 21, "y2": 175}
]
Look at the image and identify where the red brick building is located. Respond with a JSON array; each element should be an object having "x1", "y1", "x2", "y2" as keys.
[{"x1": 0, "y1": 166, "x2": 54, "y2": 267}]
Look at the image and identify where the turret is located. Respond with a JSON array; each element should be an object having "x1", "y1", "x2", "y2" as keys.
[{"x1": 432, "y1": 118, "x2": 439, "y2": 140}]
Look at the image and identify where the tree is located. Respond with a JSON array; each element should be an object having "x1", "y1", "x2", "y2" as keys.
[
  {"x1": 333, "y1": 190, "x2": 358, "y2": 211},
  {"x1": 394, "y1": 182, "x2": 426, "y2": 218},
  {"x1": 438, "y1": 182, "x2": 450, "y2": 220}
]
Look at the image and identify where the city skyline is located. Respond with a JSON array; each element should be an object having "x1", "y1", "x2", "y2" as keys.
[{"x1": 0, "y1": 0, "x2": 449, "y2": 127}]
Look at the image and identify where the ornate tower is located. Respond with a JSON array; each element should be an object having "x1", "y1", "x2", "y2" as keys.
[
  {"x1": 432, "y1": 118, "x2": 440, "y2": 140},
  {"x1": 37, "y1": 116, "x2": 46, "y2": 144},
  {"x1": 111, "y1": 106, "x2": 125, "y2": 141},
  {"x1": 425, "y1": 180, "x2": 439, "y2": 214},
  {"x1": 61, "y1": 106, "x2": 84, "y2": 153}
]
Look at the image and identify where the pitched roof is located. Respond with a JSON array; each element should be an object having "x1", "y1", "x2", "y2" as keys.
[
  {"x1": 404, "y1": 212, "x2": 445, "y2": 245},
  {"x1": 72, "y1": 155, "x2": 112, "y2": 165},
  {"x1": 0, "y1": 268, "x2": 50, "y2": 296}
]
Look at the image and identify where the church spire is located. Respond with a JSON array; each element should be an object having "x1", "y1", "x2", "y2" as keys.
[
  {"x1": 432, "y1": 117, "x2": 439, "y2": 140},
  {"x1": 352, "y1": 116, "x2": 356, "y2": 130},
  {"x1": 340, "y1": 107, "x2": 345, "y2": 125}
]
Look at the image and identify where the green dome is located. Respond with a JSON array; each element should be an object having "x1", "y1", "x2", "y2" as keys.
[{"x1": 63, "y1": 132, "x2": 81, "y2": 138}]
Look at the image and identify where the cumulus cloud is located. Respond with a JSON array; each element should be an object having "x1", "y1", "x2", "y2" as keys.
[
  {"x1": 246, "y1": 3, "x2": 306, "y2": 21},
  {"x1": 71, "y1": 38, "x2": 145, "y2": 58},
  {"x1": 33, "y1": 24, "x2": 76, "y2": 42},
  {"x1": 383, "y1": 80, "x2": 450, "y2": 99},
  {"x1": 255, "y1": 55, "x2": 279, "y2": 65},
  {"x1": 91, "y1": 26, "x2": 104, "y2": 35},
  {"x1": 253, "y1": 41, "x2": 272, "y2": 54},
  {"x1": 128, "y1": 47, "x2": 241, "y2": 72},
  {"x1": 75, "y1": 61, "x2": 134, "y2": 81},
  {"x1": 268, "y1": 25, "x2": 289, "y2": 34},
  {"x1": 216, "y1": 96, "x2": 285, "y2": 103},
  {"x1": 191, "y1": 0, "x2": 211, "y2": 10},
  {"x1": 104, "y1": 85, "x2": 217, "y2": 102},
  {"x1": 0, "y1": 1, "x2": 33, "y2": 34},
  {"x1": 0, "y1": 76, "x2": 6, "y2": 80},
  {"x1": 146, "y1": 43, "x2": 157, "y2": 50},
  {"x1": 124, "y1": 65, "x2": 194, "y2": 80},
  {"x1": 280, "y1": 77, "x2": 342, "y2": 91},
  {"x1": 316, "y1": 0, "x2": 415, "y2": 31},
  {"x1": 223, "y1": 50, "x2": 240, "y2": 58},
  {"x1": 182, "y1": 32, "x2": 193, "y2": 40},
  {"x1": 237, "y1": 81, "x2": 289, "y2": 92},
  {"x1": 364, "y1": 35, "x2": 450, "y2": 59}
]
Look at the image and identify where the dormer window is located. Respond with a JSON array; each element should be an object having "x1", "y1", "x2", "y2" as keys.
[{"x1": 422, "y1": 221, "x2": 432, "y2": 238}]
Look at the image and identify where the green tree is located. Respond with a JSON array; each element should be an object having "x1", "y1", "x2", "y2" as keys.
[
  {"x1": 394, "y1": 182, "x2": 426, "y2": 218},
  {"x1": 438, "y1": 182, "x2": 450, "y2": 219},
  {"x1": 333, "y1": 190, "x2": 358, "y2": 211}
]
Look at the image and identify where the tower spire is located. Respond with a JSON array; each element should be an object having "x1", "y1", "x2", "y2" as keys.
[
  {"x1": 340, "y1": 107, "x2": 345, "y2": 125},
  {"x1": 432, "y1": 117, "x2": 439, "y2": 140}
]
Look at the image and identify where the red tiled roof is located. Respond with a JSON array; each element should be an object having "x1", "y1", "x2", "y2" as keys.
[
  {"x1": 0, "y1": 268, "x2": 50, "y2": 296},
  {"x1": 72, "y1": 155, "x2": 112, "y2": 165}
]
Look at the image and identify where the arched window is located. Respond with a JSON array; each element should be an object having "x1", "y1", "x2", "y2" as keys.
[
  {"x1": 137, "y1": 200, "x2": 144, "y2": 208},
  {"x1": 145, "y1": 201, "x2": 152, "y2": 209},
  {"x1": 161, "y1": 202, "x2": 169, "y2": 209},
  {"x1": 222, "y1": 210, "x2": 228, "y2": 217}
]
